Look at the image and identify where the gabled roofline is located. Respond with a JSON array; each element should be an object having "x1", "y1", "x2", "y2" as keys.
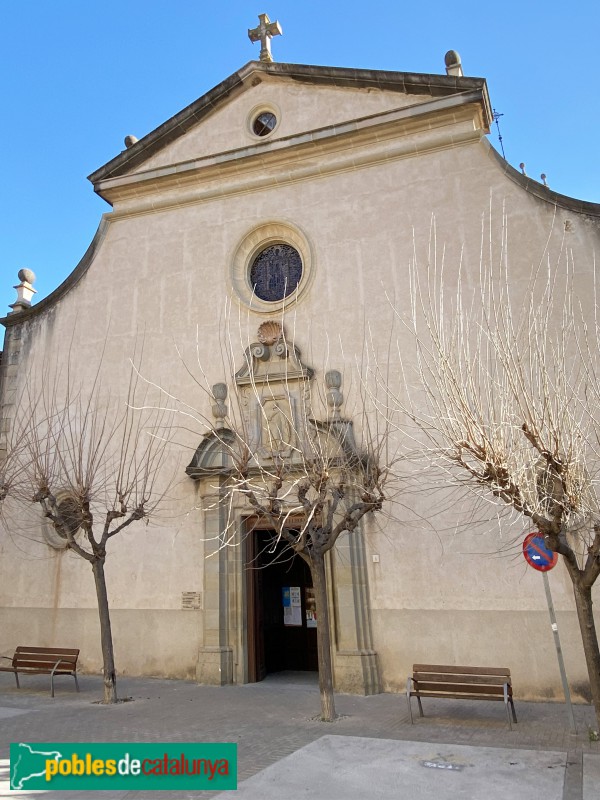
[
  {"x1": 88, "y1": 60, "x2": 491, "y2": 186},
  {"x1": 94, "y1": 89, "x2": 488, "y2": 205}
]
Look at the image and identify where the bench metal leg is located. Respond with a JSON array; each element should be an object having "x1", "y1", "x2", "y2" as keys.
[
  {"x1": 503, "y1": 683, "x2": 516, "y2": 729},
  {"x1": 14, "y1": 671, "x2": 20, "y2": 689},
  {"x1": 51, "y1": 672, "x2": 79, "y2": 696},
  {"x1": 504, "y1": 700, "x2": 512, "y2": 730},
  {"x1": 406, "y1": 695, "x2": 424, "y2": 723}
]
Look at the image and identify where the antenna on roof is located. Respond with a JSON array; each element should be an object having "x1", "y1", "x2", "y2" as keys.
[{"x1": 492, "y1": 109, "x2": 506, "y2": 160}]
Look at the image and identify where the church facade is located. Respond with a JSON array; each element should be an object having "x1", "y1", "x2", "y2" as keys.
[{"x1": 1, "y1": 43, "x2": 600, "y2": 701}]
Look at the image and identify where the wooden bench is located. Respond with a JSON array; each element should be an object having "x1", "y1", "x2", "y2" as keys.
[
  {"x1": 0, "y1": 647, "x2": 80, "y2": 698},
  {"x1": 406, "y1": 664, "x2": 517, "y2": 729}
]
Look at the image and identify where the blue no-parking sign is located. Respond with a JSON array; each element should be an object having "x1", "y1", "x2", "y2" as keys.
[{"x1": 522, "y1": 532, "x2": 558, "y2": 571}]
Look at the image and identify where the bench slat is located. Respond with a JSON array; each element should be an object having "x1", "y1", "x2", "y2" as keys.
[
  {"x1": 413, "y1": 664, "x2": 510, "y2": 677},
  {"x1": 413, "y1": 681, "x2": 507, "y2": 696},
  {"x1": 13, "y1": 659, "x2": 77, "y2": 671},
  {"x1": 15, "y1": 647, "x2": 79, "y2": 656},
  {"x1": 13, "y1": 653, "x2": 78, "y2": 662},
  {"x1": 413, "y1": 673, "x2": 509, "y2": 686},
  {"x1": 409, "y1": 690, "x2": 507, "y2": 702},
  {"x1": 4, "y1": 667, "x2": 76, "y2": 675}
]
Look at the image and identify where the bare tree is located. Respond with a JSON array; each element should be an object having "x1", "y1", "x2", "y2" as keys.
[
  {"x1": 392, "y1": 221, "x2": 600, "y2": 726},
  {"x1": 1, "y1": 358, "x2": 174, "y2": 704},
  {"x1": 164, "y1": 319, "x2": 398, "y2": 721}
]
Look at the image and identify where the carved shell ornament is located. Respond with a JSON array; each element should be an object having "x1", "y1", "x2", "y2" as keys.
[{"x1": 257, "y1": 320, "x2": 284, "y2": 346}]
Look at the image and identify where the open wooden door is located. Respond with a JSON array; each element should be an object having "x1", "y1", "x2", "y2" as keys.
[{"x1": 246, "y1": 526, "x2": 267, "y2": 682}]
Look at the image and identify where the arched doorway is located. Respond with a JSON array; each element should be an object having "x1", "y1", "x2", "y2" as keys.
[
  {"x1": 186, "y1": 326, "x2": 381, "y2": 695},
  {"x1": 246, "y1": 525, "x2": 318, "y2": 682}
]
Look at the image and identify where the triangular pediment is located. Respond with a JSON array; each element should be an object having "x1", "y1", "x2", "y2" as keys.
[{"x1": 88, "y1": 61, "x2": 491, "y2": 194}]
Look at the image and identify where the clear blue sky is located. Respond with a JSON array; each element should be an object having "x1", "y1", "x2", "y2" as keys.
[{"x1": 1, "y1": 1, "x2": 598, "y2": 316}]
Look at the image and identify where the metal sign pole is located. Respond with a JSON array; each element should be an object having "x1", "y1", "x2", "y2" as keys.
[{"x1": 542, "y1": 571, "x2": 577, "y2": 733}]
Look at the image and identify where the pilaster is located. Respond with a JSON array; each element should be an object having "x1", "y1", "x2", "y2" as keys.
[
  {"x1": 195, "y1": 477, "x2": 235, "y2": 686},
  {"x1": 330, "y1": 520, "x2": 382, "y2": 695}
]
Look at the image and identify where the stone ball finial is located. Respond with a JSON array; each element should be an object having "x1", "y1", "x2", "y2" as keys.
[
  {"x1": 325, "y1": 370, "x2": 343, "y2": 419},
  {"x1": 211, "y1": 383, "x2": 228, "y2": 425},
  {"x1": 18, "y1": 268, "x2": 35, "y2": 284},
  {"x1": 124, "y1": 135, "x2": 138, "y2": 149},
  {"x1": 444, "y1": 50, "x2": 461, "y2": 67},
  {"x1": 11, "y1": 268, "x2": 37, "y2": 312},
  {"x1": 444, "y1": 50, "x2": 464, "y2": 77},
  {"x1": 212, "y1": 382, "x2": 228, "y2": 402}
]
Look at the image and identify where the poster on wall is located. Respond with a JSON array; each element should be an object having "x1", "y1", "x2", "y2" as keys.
[
  {"x1": 282, "y1": 586, "x2": 302, "y2": 626},
  {"x1": 305, "y1": 587, "x2": 317, "y2": 628}
]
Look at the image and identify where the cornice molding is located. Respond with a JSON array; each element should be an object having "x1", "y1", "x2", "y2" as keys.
[
  {"x1": 484, "y1": 140, "x2": 600, "y2": 218},
  {"x1": 89, "y1": 60, "x2": 490, "y2": 186},
  {"x1": 97, "y1": 92, "x2": 487, "y2": 215}
]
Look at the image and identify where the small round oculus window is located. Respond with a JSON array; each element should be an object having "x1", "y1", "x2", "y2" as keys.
[
  {"x1": 252, "y1": 111, "x2": 277, "y2": 137},
  {"x1": 55, "y1": 496, "x2": 83, "y2": 539},
  {"x1": 250, "y1": 244, "x2": 303, "y2": 302}
]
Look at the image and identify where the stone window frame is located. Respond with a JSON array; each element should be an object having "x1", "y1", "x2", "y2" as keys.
[
  {"x1": 42, "y1": 490, "x2": 82, "y2": 550},
  {"x1": 247, "y1": 102, "x2": 281, "y2": 140},
  {"x1": 230, "y1": 221, "x2": 314, "y2": 314}
]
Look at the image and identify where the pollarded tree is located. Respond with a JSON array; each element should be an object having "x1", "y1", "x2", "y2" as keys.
[
  {"x1": 393, "y1": 225, "x2": 600, "y2": 726},
  {"x1": 0, "y1": 360, "x2": 174, "y2": 703}
]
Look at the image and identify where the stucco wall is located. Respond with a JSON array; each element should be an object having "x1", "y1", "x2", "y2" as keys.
[{"x1": 1, "y1": 71, "x2": 599, "y2": 696}]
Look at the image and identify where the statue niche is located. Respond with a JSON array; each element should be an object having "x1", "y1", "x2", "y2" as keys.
[{"x1": 235, "y1": 321, "x2": 314, "y2": 464}]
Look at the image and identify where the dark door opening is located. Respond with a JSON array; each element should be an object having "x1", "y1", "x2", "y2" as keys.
[{"x1": 247, "y1": 528, "x2": 318, "y2": 682}]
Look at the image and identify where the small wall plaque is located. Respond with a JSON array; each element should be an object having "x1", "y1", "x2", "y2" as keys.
[{"x1": 181, "y1": 592, "x2": 202, "y2": 610}]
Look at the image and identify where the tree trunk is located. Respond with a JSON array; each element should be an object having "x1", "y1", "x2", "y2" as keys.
[
  {"x1": 310, "y1": 552, "x2": 337, "y2": 721},
  {"x1": 572, "y1": 582, "x2": 600, "y2": 729},
  {"x1": 92, "y1": 558, "x2": 118, "y2": 704}
]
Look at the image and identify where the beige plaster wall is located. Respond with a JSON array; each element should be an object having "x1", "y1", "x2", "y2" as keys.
[
  {"x1": 0, "y1": 608, "x2": 201, "y2": 678},
  {"x1": 134, "y1": 76, "x2": 433, "y2": 173},
  {"x1": 1, "y1": 85, "x2": 599, "y2": 695},
  {"x1": 0, "y1": 485, "x2": 204, "y2": 613},
  {"x1": 373, "y1": 608, "x2": 599, "y2": 702}
]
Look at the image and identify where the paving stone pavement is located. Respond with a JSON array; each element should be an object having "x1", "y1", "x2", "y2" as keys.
[{"x1": 0, "y1": 670, "x2": 598, "y2": 799}]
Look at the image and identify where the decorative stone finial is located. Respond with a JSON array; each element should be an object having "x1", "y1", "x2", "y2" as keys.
[
  {"x1": 211, "y1": 383, "x2": 228, "y2": 427},
  {"x1": 444, "y1": 50, "x2": 463, "y2": 77},
  {"x1": 10, "y1": 269, "x2": 37, "y2": 313},
  {"x1": 325, "y1": 370, "x2": 343, "y2": 420},
  {"x1": 124, "y1": 135, "x2": 138, "y2": 149},
  {"x1": 248, "y1": 13, "x2": 282, "y2": 63},
  {"x1": 541, "y1": 173, "x2": 548, "y2": 187},
  {"x1": 519, "y1": 163, "x2": 527, "y2": 176}
]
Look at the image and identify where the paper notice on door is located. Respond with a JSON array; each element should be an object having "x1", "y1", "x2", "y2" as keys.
[{"x1": 283, "y1": 587, "x2": 302, "y2": 626}]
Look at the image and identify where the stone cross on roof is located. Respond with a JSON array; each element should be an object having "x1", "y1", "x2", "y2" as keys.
[{"x1": 248, "y1": 13, "x2": 282, "y2": 63}]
